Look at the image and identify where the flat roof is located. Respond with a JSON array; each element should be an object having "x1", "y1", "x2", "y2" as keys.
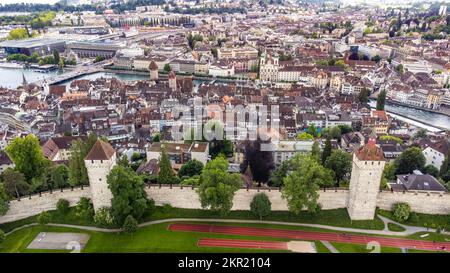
[{"x1": 0, "y1": 38, "x2": 65, "y2": 48}]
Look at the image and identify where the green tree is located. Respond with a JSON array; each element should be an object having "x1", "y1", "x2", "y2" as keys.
[
  {"x1": 282, "y1": 154, "x2": 333, "y2": 214},
  {"x1": 122, "y1": 215, "x2": 138, "y2": 233},
  {"x1": 94, "y1": 207, "x2": 114, "y2": 228},
  {"x1": 423, "y1": 164, "x2": 439, "y2": 178},
  {"x1": 243, "y1": 140, "x2": 275, "y2": 185},
  {"x1": 306, "y1": 124, "x2": 318, "y2": 137},
  {"x1": 75, "y1": 197, "x2": 94, "y2": 222},
  {"x1": 7, "y1": 28, "x2": 30, "y2": 40},
  {"x1": 328, "y1": 126, "x2": 342, "y2": 140},
  {"x1": 157, "y1": 146, "x2": 176, "y2": 184},
  {"x1": 394, "y1": 147, "x2": 426, "y2": 174},
  {"x1": 50, "y1": 164, "x2": 69, "y2": 188},
  {"x1": 52, "y1": 50, "x2": 60, "y2": 64},
  {"x1": 197, "y1": 156, "x2": 242, "y2": 215},
  {"x1": 68, "y1": 140, "x2": 88, "y2": 186},
  {"x1": 1, "y1": 168, "x2": 29, "y2": 198},
  {"x1": 68, "y1": 134, "x2": 98, "y2": 186},
  {"x1": 392, "y1": 202, "x2": 410, "y2": 223},
  {"x1": 37, "y1": 211, "x2": 51, "y2": 225},
  {"x1": 56, "y1": 199, "x2": 70, "y2": 215},
  {"x1": 0, "y1": 229, "x2": 4, "y2": 244},
  {"x1": 376, "y1": 90, "x2": 387, "y2": 110},
  {"x1": 118, "y1": 155, "x2": 130, "y2": 168},
  {"x1": 297, "y1": 132, "x2": 314, "y2": 140},
  {"x1": 324, "y1": 150, "x2": 352, "y2": 187},
  {"x1": 250, "y1": 193, "x2": 271, "y2": 220},
  {"x1": 379, "y1": 135, "x2": 403, "y2": 144},
  {"x1": 107, "y1": 165, "x2": 152, "y2": 225},
  {"x1": 163, "y1": 63, "x2": 171, "y2": 72},
  {"x1": 359, "y1": 88, "x2": 370, "y2": 104},
  {"x1": 0, "y1": 183, "x2": 9, "y2": 216},
  {"x1": 321, "y1": 137, "x2": 332, "y2": 164},
  {"x1": 412, "y1": 129, "x2": 427, "y2": 140},
  {"x1": 178, "y1": 160, "x2": 203, "y2": 177},
  {"x1": 6, "y1": 134, "x2": 48, "y2": 182},
  {"x1": 269, "y1": 159, "x2": 292, "y2": 187},
  {"x1": 311, "y1": 141, "x2": 321, "y2": 163}
]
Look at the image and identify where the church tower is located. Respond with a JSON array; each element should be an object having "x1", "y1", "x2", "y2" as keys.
[
  {"x1": 149, "y1": 61, "x2": 158, "y2": 80},
  {"x1": 84, "y1": 140, "x2": 117, "y2": 211},
  {"x1": 347, "y1": 133, "x2": 385, "y2": 220},
  {"x1": 168, "y1": 71, "x2": 177, "y2": 91}
]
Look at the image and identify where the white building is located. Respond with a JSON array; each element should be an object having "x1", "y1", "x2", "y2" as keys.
[{"x1": 422, "y1": 140, "x2": 450, "y2": 170}]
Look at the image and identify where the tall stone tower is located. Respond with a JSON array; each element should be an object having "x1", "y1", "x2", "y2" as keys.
[
  {"x1": 84, "y1": 140, "x2": 117, "y2": 211},
  {"x1": 347, "y1": 134, "x2": 385, "y2": 220},
  {"x1": 168, "y1": 71, "x2": 177, "y2": 91},
  {"x1": 149, "y1": 61, "x2": 158, "y2": 80}
]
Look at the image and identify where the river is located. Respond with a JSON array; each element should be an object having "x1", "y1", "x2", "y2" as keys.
[{"x1": 368, "y1": 100, "x2": 450, "y2": 132}]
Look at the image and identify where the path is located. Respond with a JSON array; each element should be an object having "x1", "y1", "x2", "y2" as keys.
[
  {"x1": 320, "y1": 240, "x2": 340, "y2": 253},
  {"x1": 169, "y1": 223, "x2": 450, "y2": 253}
]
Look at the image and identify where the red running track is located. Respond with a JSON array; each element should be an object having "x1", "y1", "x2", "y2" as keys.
[
  {"x1": 169, "y1": 223, "x2": 450, "y2": 252},
  {"x1": 198, "y1": 238, "x2": 288, "y2": 250}
]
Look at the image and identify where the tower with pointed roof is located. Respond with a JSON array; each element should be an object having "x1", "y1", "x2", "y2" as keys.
[
  {"x1": 149, "y1": 61, "x2": 158, "y2": 80},
  {"x1": 84, "y1": 140, "x2": 117, "y2": 211},
  {"x1": 347, "y1": 132, "x2": 385, "y2": 220}
]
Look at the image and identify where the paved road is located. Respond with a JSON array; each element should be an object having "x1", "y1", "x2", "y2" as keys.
[{"x1": 169, "y1": 223, "x2": 450, "y2": 252}]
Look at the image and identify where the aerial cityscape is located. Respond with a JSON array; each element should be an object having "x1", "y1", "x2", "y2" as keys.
[{"x1": 0, "y1": 0, "x2": 449, "y2": 262}]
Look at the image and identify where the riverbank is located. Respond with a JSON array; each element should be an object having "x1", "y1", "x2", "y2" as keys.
[{"x1": 385, "y1": 99, "x2": 450, "y2": 118}]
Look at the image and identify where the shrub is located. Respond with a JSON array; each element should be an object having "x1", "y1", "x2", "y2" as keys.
[
  {"x1": 75, "y1": 197, "x2": 94, "y2": 221},
  {"x1": 161, "y1": 203, "x2": 173, "y2": 214},
  {"x1": 37, "y1": 211, "x2": 51, "y2": 225},
  {"x1": 122, "y1": 215, "x2": 138, "y2": 233},
  {"x1": 94, "y1": 207, "x2": 115, "y2": 228},
  {"x1": 56, "y1": 199, "x2": 70, "y2": 215},
  {"x1": 0, "y1": 229, "x2": 5, "y2": 244},
  {"x1": 392, "y1": 202, "x2": 411, "y2": 223},
  {"x1": 250, "y1": 193, "x2": 272, "y2": 220}
]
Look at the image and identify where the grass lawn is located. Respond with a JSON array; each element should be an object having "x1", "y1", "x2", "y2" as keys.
[
  {"x1": 387, "y1": 223, "x2": 406, "y2": 232},
  {"x1": 1, "y1": 222, "x2": 344, "y2": 253},
  {"x1": 0, "y1": 206, "x2": 385, "y2": 234},
  {"x1": 147, "y1": 207, "x2": 385, "y2": 230},
  {"x1": 331, "y1": 242, "x2": 402, "y2": 253}
]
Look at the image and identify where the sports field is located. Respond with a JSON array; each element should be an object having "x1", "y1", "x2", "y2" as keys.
[{"x1": 1, "y1": 221, "x2": 448, "y2": 253}]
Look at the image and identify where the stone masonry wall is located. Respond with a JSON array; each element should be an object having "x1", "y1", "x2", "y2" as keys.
[
  {"x1": 145, "y1": 186, "x2": 349, "y2": 211},
  {"x1": 1, "y1": 185, "x2": 450, "y2": 225},
  {"x1": 0, "y1": 187, "x2": 91, "y2": 224}
]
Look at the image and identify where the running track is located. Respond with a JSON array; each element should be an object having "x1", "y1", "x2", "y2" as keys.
[
  {"x1": 198, "y1": 238, "x2": 288, "y2": 250},
  {"x1": 169, "y1": 223, "x2": 450, "y2": 252}
]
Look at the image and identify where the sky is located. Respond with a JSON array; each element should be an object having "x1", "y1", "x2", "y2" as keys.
[{"x1": 1, "y1": 0, "x2": 60, "y2": 4}]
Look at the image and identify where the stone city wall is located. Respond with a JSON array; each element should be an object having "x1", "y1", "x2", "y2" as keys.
[
  {"x1": 1, "y1": 185, "x2": 450, "y2": 224},
  {"x1": 0, "y1": 187, "x2": 91, "y2": 224}
]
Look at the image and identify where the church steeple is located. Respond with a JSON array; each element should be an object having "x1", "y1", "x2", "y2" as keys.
[{"x1": 21, "y1": 72, "x2": 28, "y2": 87}]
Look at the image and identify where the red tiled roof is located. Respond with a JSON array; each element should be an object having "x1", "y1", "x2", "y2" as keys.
[{"x1": 84, "y1": 140, "x2": 115, "y2": 161}]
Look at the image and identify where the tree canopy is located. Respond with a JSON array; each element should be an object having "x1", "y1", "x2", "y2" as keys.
[
  {"x1": 282, "y1": 154, "x2": 334, "y2": 214},
  {"x1": 394, "y1": 147, "x2": 426, "y2": 174},
  {"x1": 5, "y1": 134, "x2": 48, "y2": 183},
  {"x1": 197, "y1": 156, "x2": 242, "y2": 215},
  {"x1": 107, "y1": 165, "x2": 153, "y2": 225},
  {"x1": 178, "y1": 159, "x2": 203, "y2": 178},
  {"x1": 324, "y1": 150, "x2": 352, "y2": 187}
]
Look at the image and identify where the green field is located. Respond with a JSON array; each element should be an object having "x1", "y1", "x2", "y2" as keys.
[{"x1": 1, "y1": 221, "x2": 447, "y2": 253}]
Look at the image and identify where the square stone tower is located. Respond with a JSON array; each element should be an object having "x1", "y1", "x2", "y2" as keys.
[
  {"x1": 347, "y1": 135, "x2": 385, "y2": 220},
  {"x1": 84, "y1": 140, "x2": 117, "y2": 211}
]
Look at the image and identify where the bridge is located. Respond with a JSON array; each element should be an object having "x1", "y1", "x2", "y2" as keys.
[{"x1": 33, "y1": 60, "x2": 112, "y2": 86}]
